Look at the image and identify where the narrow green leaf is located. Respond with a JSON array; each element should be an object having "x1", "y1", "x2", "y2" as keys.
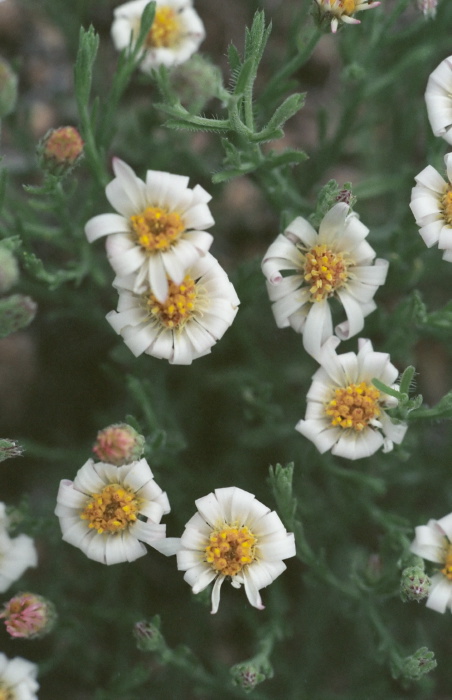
[
  {"x1": 267, "y1": 148, "x2": 308, "y2": 168},
  {"x1": 262, "y1": 93, "x2": 306, "y2": 133},
  {"x1": 227, "y1": 42, "x2": 242, "y2": 75},
  {"x1": 232, "y1": 57, "x2": 255, "y2": 97}
]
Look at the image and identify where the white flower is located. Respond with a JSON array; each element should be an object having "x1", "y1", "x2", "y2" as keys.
[
  {"x1": 314, "y1": 0, "x2": 380, "y2": 33},
  {"x1": 295, "y1": 336, "x2": 407, "y2": 460},
  {"x1": 85, "y1": 158, "x2": 214, "y2": 302},
  {"x1": 262, "y1": 203, "x2": 388, "y2": 361},
  {"x1": 0, "y1": 503, "x2": 37, "y2": 593},
  {"x1": 111, "y1": 0, "x2": 205, "y2": 71},
  {"x1": 409, "y1": 513, "x2": 452, "y2": 613},
  {"x1": 55, "y1": 457, "x2": 177, "y2": 565},
  {"x1": 425, "y1": 56, "x2": 452, "y2": 145},
  {"x1": 0, "y1": 653, "x2": 39, "y2": 700},
  {"x1": 106, "y1": 252, "x2": 239, "y2": 365},
  {"x1": 176, "y1": 486, "x2": 296, "y2": 614},
  {"x1": 410, "y1": 153, "x2": 452, "y2": 262}
]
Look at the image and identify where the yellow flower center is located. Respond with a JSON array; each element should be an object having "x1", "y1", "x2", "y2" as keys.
[
  {"x1": 130, "y1": 206, "x2": 185, "y2": 253},
  {"x1": 303, "y1": 244, "x2": 349, "y2": 302},
  {"x1": 339, "y1": 0, "x2": 358, "y2": 14},
  {"x1": 441, "y1": 545, "x2": 452, "y2": 580},
  {"x1": 146, "y1": 7, "x2": 182, "y2": 49},
  {"x1": 147, "y1": 275, "x2": 197, "y2": 329},
  {"x1": 325, "y1": 381, "x2": 381, "y2": 431},
  {"x1": 205, "y1": 526, "x2": 257, "y2": 576},
  {"x1": 80, "y1": 484, "x2": 140, "y2": 535},
  {"x1": 441, "y1": 186, "x2": 452, "y2": 226}
]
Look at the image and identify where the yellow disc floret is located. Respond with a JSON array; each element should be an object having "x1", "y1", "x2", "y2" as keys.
[
  {"x1": 205, "y1": 526, "x2": 257, "y2": 576},
  {"x1": 338, "y1": 0, "x2": 358, "y2": 14},
  {"x1": 80, "y1": 484, "x2": 140, "y2": 535},
  {"x1": 147, "y1": 275, "x2": 197, "y2": 329},
  {"x1": 303, "y1": 244, "x2": 349, "y2": 302},
  {"x1": 146, "y1": 7, "x2": 182, "y2": 49},
  {"x1": 325, "y1": 381, "x2": 381, "y2": 431},
  {"x1": 441, "y1": 545, "x2": 452, "y2": 580},
  {"x1": 130, "y1": 206, "x2": 185, "y2": 252},
  {"x1": 441, "y1": 186, "x2": 452, "y2": 226}
]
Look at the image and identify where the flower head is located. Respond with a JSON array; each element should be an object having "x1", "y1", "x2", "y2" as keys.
[
  {"x1": 0, "y1": 592, "x2": 56, "y2": 639},
  {"x1": 38, "y1": 126, "x2": 84, "y2": 175},
  {"x1": 111, "y1": 0, "x2": 205, "y2": 71},
  {"x1": 262, "y1": 203, "x2": 388, "y2": 360},
  {"x1": 425, "y1": 56, "x2": 452, "y2": 144},
  {"x1": 0, "y1": 654, "x2": 39, "y2": 700},
  {"x1": 85, "y1": 158, "x2": 214, "y2": 303},
  {"x1": 55, "y1": 457, "x2": 173, "y2": 565},
  {"x1": 176, "y1": 486, "x2": 296, "y2": 614},
  {"x1": 409, "y1": 513, "x2": 452, "y2": 613},
  {"x1": 314, "y1": 0, "x2": 380, "y2": 33},
  {"x1": 0, "y1": 503, "x2": 37, "y2": 593},
  {"x1": 410, "y1": 153, "x2": 452, "y2": 262},
  {"x1": 106, "y1": 252, "x2": 239, "y2": 364},
  {"x1": 295, "y1": 337, "x2": 407, "y2": 460},
  {"x1": 93, "y1": 423, "x2": 145, "y2": 466}
]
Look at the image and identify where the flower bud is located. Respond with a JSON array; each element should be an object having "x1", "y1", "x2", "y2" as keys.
[
  {"x1": 0, "y1": 246, "x2": 19, "y2": 294},
  {"x1": 0, "y1": 438, "x2": 23, "y2": 463},
  {"x1": 0, "y1": 593, "x2": 56, "y2": 639},
  {"x1": 0, "y1": 58, "x2": 18, "y2": 118},
  {"x1": 400, "y1": 566, "x2": 431, "y2": 603},
  {"x1": 168, "y1": 55, "x2": 221, "y2": 114},
  {"x1": 92, "y1": 423, "x2": 145, "y2": 466},
  {"x1": 133, "y1": 619, "x2": 164, "y2": 652},
  {"x1": 38, "y1": 126, "x2": 84, "y2": 176},
  {"x1": 230, "y1": 661, "x2": 271, "y2": 693},
  {"x1": 401, "y1": 647, "x2": 437, "y2": 681},
  {"x1": 0, "y1": 294, "x2": 37, "y2": 339},
  {"x1": 417, "y1": 0, "x2": 437, "y2": 18}
]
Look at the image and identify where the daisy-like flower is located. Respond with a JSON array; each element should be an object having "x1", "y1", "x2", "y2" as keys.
[
  {"x1": 314, "y1": 0, "x2": 380, "y2": 33},
  {"x1": 176, "y1": 486, "x2": 296, "y2": 614},
  {"x1": 409, "y1": 513, "x2": 452, "y2": 613},
  {"x1": 55, "y1": 457, "x2": 175, "y2": 565},
  {"x1": 425, "y1": 56, "x2": 452, "y2": 145},
  {"x1": 262, "y1": 203, "x2": 388, "y2": 361},
  {"x1": 106, "y1": 252, "x2": 239, "y2": 365},
  {"x1": 85, "y1": 158, "x2": 214, "y2": 303},
  {"x1": 0, "y1": 654, "x2": 39, "y2": 700},
  {"x1": 410, "y1": 153, "x2": 452, "y2": 262},
  {"x1": 295, "y1": 336, "x2": 408, "y2": 460},
  {"x1": 111, "y1": 0, "x2": 205, "y2": 71},
  {"x1": 0, "y1": 503, "x2": 37, "y2": 593}
]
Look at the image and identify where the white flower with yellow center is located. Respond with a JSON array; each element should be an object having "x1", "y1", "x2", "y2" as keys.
[
  {"x1": 85, "y1": 158, "x2": 214, "y2": 303},
  {"x1": 55, "y1": 458, "x2": 175, "y2": 565},
  {"x1": 106, "y1": 252, "x2": 239, "y2": 364},
  {"x1": 0, "y1": 654, "x2": 39, "y2": 700},
  {"x1": 424, "y1": 56, "x2": 452, "y2": 145},
  {"x1": 111, "y1": 0, "x2": 205, "y2": 71},
  {"x1": 410, "y1": 153, "x2": 452, "y2": 262},
  {"x1": 262, "y1": 203, "x2": 388, "y2": 361},
  {"x1": 176, "y1": 487, "x2": 296, "y2": 614},
  {"x1": 314, "y1": 0, "x2": 380, "y2": 32},
  {"x1": 0, "y1": 503, "x2": 37, "y2": 594},
  {"x1": 296, "y1": 337, "x2": 408, "y2": 460},
  {"x1": 410, "y1": 514, "x2": 452, "y2": 613}
]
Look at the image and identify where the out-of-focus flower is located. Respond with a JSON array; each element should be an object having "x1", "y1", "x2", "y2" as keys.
[
  {"x1": 0, "y1": 294, "x2": 37, "y2": 339},
  {"x1": 38, "y1": 126, "x2": 84, "y2": 175},
  {"x1": 410, "y1": 153, "x2": 452, "y2": 262},
  {"x1": 314, "y1": 0, "x2": 380, "y2": 33},
  {"x1": 425, "y1": 56, "x2": 452, "y2": 144},
  {"x1": 93, "y1": 423, "x2": 145, "y2": 466},
  {"x1": 0, "y1": 592, "x2": 56, "y2": 639},
  {"x1": 0, "y1": 503, "x2": 37, "y2": 593},
  {"x1": 0, "y1": 654, "x2": 39, "y2": 700},
  {"x1": 410, "y1": 513, "x2": 452, "y2": 613},
  {"x1": 106, "y1": 253, "x2": 239, "y2": 365},
  {"x1": 111, "y1": 0, "x2": 205, "y2": 71},
  {"x1": 417, "y1": 0, "x2": 437, "y2": 18},
  {"x1": 262, "y1": 203, "x2": 388, "y2": 360},
  {"x1": 295, "y1": 337, "x2": 407, "y2": 460},
  {"x1": 85, "y1": 158, "x2": 214, "y2": 303},
  {"x1": 168, "y1": 54, "x2": 221, "y2": 114},
  {"x1": 0, "y1": 58, "x2": 18, "y2": 118},
  {"x1": 176, "y1": 486, "x2": 296, "y2": 614},
  {"x1": 55, "y1": 458, "x2": 177, "y2": 565}
]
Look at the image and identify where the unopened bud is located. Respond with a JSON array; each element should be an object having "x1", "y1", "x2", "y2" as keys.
[
  {"x1": 417, "y1": 0, "x2": 437, "y2": 18},
  {"x1": 0, "y1": 439, "x2": 23, "y2": 463},
  {"x1": 400, "y1": 566, "x2": 431, "y2": 603},
  {"x1": 401, "y1": 647, "x2": 437, "y2": 681},
  {"x1": 133, "y1": 619, "x2": 164, "y2": 652},
  {"x1": 0, "y1": 58, "x2": 18, "y2": 118},
  {"x1": 230, "y1": 660, "x2": 272, "y2": 693},
  {"x1": 38, "y1": 126, "x2": 84, "y2": 176},
  {"x1": 93, "y1": 423, "x2": 145, "y2": 466},
  {"x1": 169, "y1": 55, "x2": 222, "y2": 113},
  {"x1": 0, "y1": 592, "x2": 56, "y2": 639},
  {"x1": 0, "y1": 247, "x2": 19, "y2": 294},
  {"x1": 0, "y1": 294, "x2": 37, "y2": 338}
]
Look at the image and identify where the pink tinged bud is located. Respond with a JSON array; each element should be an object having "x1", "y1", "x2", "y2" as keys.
[
  {"x1": 0, "y1": 592, "x2": 56, "y2": 639},
  {"x1": 38, "y1": 126, "x2": 84, "y2": 175},
  {"x1": 92, "y1": 423, "x2": 145, "y2": 466}
]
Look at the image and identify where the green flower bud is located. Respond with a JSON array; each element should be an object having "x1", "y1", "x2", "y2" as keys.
[
  {"x1": 92, "y1": 423, "x2": 145, "y2": 466},
  {"x1": 0, "y1": 438, "x2": 23, "y2": 463},
  {"x1": 230, "y1": 663, "x2": 266, "y2": 693},
  {"x1": 133, "y1": 619, "x2": 164, "y2": 652},
  {"x1": 401, "y1": 647, "x2": 437, "y2": 681},
  {"x1": 400, "y1": 566, "x2": 431, "y2": 603},
  {"x1": 0, "y1": 58, "x2": 18, "y2": 118},
  {"x1": 0, "y1": 294, "x2": 37, "y2": 338},
  {"x1": 0, "y1": 246, "x2": 19, "y2": 294}
]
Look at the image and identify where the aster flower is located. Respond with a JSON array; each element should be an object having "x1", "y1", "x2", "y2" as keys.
[
  {"x1": 55, "y1": 457, "x2": 176, "y2": 565},
  {"x1": 409, "y1": 513, "x2": 452, "y2": 613},
  {"x1": 111, "y1": 0, "x2": 205, "y2": 72},
  {"x1": 262, "y1": 203, "x2": 388, "y2": 361},
  {"x1": 106, "y1": 252, "x2": 239, "y2": 365},
  {"x1": 0, "y1": 654, "x2": 39, "y2": 700},
  {"x1": 425, "y1": 56, "x2": 452, "y2": 145},
  {"x1": 85, "y1": 158, "x2": 214, "y2": 303},
  {"x1": 1, "y1": 592, "x2": 56, "y2": 639},
  {"x1": 314, "y1": 0, "x2": 380, "y2": 33},
  {"x1": 176, "y1": 486, "x2": 296, "y2": 614},
  {"x1": 295, "y1": 337, "x2": 408, "y2": 460},
  {"x1": 0, "y1": 503, "x2": 37, "y2": 593},
  {"x1": 410, "y1": 153, "x2": 452, "y2": 262}
]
